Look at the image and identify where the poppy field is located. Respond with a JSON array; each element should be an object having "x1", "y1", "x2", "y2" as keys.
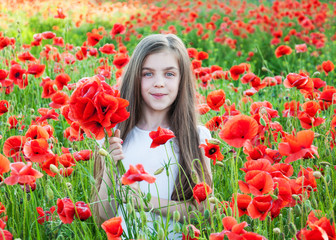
[{"x1": 1, "y1": 0, "x2": 336, "y2": 239}]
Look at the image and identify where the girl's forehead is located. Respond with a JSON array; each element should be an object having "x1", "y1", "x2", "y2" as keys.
[{"x1": 142, "y1": 50, "x2": 179, "y2": 69}]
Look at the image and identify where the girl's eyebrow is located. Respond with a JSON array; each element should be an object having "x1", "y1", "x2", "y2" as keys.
[{"x1": 142, "y1": 67, "x2": 179, "y2": 71}]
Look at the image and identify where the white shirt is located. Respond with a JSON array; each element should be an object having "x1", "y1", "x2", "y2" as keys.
[{"x1": 99, "y1": 125, "x2": 211, "y2": 239}]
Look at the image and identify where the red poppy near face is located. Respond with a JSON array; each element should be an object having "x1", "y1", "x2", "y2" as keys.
[
  {"x1": 57, "y1": 198, "x2": 75, "y2": 224},
  {"x1": 3, "y1": 136, "x2": 26, "y2": 157},
  {"x1": 113, "y1": 53, "x2": 130, "y2": 69},
  {"x1": 206, "y1": 89, "x2": 226, "y2": 111},
  {"x1": 219, "y1": 114, "x2": 258, "y2": 148},
  {"x1": 193, "y1": 182, "x2": 212, "y2": 204},
  {"x1": 0, "y1": 100, "x2": 9, "y2": 116},
  {"x1": 75, "y1": 201, "x2": 92, "y2": 221},
  {"x1": 110, "y1": 23, "x2": 126, "y2": 37},
  {"x1": 187, "y1": 48, "x2": 198, "y2": 58},
  {"x1": 99, "y1": 44, "x2": 117, "y2": 55},
  {"x1": 93, "y1": 92, "x2": 119, "y2": 127},
  {"x1": 101, "y1": 216, "x2": 123, "y2": 240},
  {"x1": 205, "y1": 116, "x2": 223, "y2": 131},
  {"x1": 4, "y1": 162, "x2": 43, "y2": 186},
  {"x1": 199, "y1": 139, "x2": 224, "y2": 165},
  {"x1": 121, "y1": 164, "x2": 156, "y2": 185},
  {"x1": 275, "y1": 45, "x2": 292, "y2": 58},
  {"x1": 182, "y1": 224, "x2": 200, "y2": 240},
  {"x1": 149, "y1": 126, "x2": 175, "y2": 148},
  {"x1": 278, "y1": 130, "x2": 319, "y2": 163},
  {"x1": 321, "y1": 60, "x2": 334, "y2": 75}
]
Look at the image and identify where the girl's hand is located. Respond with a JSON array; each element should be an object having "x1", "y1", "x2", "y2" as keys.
[{"x1": 108, "y1": 129, "x2": 124, "y2": 163}]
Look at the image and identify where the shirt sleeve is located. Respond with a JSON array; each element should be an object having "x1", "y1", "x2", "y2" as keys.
[{"x1": 198, "y1": 125, "x2": 212, "y2": 144}]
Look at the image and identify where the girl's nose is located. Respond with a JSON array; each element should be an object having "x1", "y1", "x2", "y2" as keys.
[{"x1": 154, "y1": 75, "x2": 165, "y2": 87}]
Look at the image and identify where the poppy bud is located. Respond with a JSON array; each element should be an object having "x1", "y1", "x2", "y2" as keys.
[
  {"x1": 271, "y1": 194, "x2": 278, "y2": 200},
  {"x1": 209, "y1": 197, "x2": 218, "y2": 204},
  {"x1": 294, "y1": 205, "x2": 301, "y2": 215},
  {"x1": 98, "y1": 148, "x2": 109, "y2": 157},
  {"x1": 289, "y1": 222, "x2": 297, "y2": 235},
  {"x1": 46, "y1": 186, "x2": 54, "y2": 201},
  {"x1": 325, "y1": 175, "x2": 331, "y2": 184},
  {"x1": 173, "y1": 210, "x2": 180, "y2": 222},
  {"x1": 312, "y1": 71, "x2": 321, "y2": 76},
  {"x1": 262, "y1": 66, "x2": 271, "y2": 72},
  {"x1": 208, "y1": 138, "x2": 221, "y2": 145},
  {"x1": 66, "y1": 182, "x2": 72, "y2": 191},
  {"x1": 304, "y1": 200, "x2": 312, "y2": 212},
  {"x1": 50, "y1": 164, "x2": 59, "y2": 174},
  {"x1": 273, "y1": 228, "x2": 281, "y2": 234},
  {"x1": 140, "y1": 211, "x2": 147, "y2": 224},
  {"x1": 157, "y1": 227, "x2": 165, "y2": 240},
  {"x1": 154, "y1": 166, "x2": 165, "y2": 175},
  {"x1": 53, "y1": 84, "x2": 58, "y2": 91},
  {"x1": 173, "y1": 223, "x2": 181, "y2": 233},
  {"x1": 227, "y1": 206, "x2": 232, "y2": 216},
  {"x1": 204, "y1": 209, "x2": 210, "y2": 219},
  {"x1": 225, "y1": 99, "x2": 231, "y2": 106},
  {"x1": 313, "y1": 171, "x2": 322, "y2": 179},
  {"x1": 320, "y1": 161, "x2": 331, "y2": 166},
  {"x1": 30, "y1": 108, "x2": 35, "y2": 114},
  {"x1": 292, "y1": 194, "x2": 299, "y2": 200},
  {"x1": 191, "y1": 170, "x2": 199, "y2": 184},
  {"x1": 215, "y1": 161, "x2": 224, "y2": 167},
  {"x1": 145, "y1": 192, "x2": 152, "y2": 203}
]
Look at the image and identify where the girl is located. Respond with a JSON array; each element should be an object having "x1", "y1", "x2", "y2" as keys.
[{"x1": 93, "y1": 34, "x2": 213, "y2": 239}]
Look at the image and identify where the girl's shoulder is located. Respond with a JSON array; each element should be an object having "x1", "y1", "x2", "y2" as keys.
[{"x1": 197, "y1": 125, "x2": 211, "y2": 144}]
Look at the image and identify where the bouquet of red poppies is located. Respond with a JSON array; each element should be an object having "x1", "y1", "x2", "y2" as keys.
[{"x1": 67, "y1": 75, "x2": 129, "y2": 140}]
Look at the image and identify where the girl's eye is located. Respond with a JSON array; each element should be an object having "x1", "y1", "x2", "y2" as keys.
[
  {"x1": 166, "y1": 72, "x2": 175, "y2": 77},
  {"x1": 143, "y1": 72, "x2": 152, "y2": 77}
]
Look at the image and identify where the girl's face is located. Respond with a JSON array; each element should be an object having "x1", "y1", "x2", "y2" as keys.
[{"x1": 140, "y1": 50, "x2": 180, "y2": 116}]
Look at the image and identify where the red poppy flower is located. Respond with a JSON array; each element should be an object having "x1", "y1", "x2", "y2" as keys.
[
  {"x1": 60, "y1": 167, "x2": 74, "y2": 177},
  {"x1": 272, "y1": 163, "x2": 293, "y2": 177},
  {"x1": 73, "y1": 150, "x2": 92, "y2": 161},
  {"x1": 182, "y1": 224, "x2": 200, "y2": 240},
  {"x1": 36, "y1": 206, "x2": 56, "y2": 224},
  {"x1": 75, "y1": 201, "x2": 91, "y2": 221},
  {"x1": 197, "y1": 51, "x2": 209, "y2": 60},
  {"x1": 241, "y1": 158, "x2": 274, "y2": 173},
  {"x1": 57, "y1": 198, "x2": 75, "y2": 224},
  {"x1": 101, "y1": 216, "x2": 123, "y2": 240},
  {"x1": 199, "y1": 139, "x2": 224, "y2": 165},
  {"x1": 149, "y1": 126, "x2": 175, "y2": 148},
  {"x1": 0, "y1": 154, "x2": 10, "y2": 181},
  {"x1": 25, "y1": 125, "x2": 50, "y2": 140},
  {"x1": 0, "y1": 100, "x2": 9, "y2": 116},
  {"x1": 278, "y1": 130, "x2": 319, "y2": 163},
  {"x1": 283, "y1": 100, "x2": 301, "y2": 117},
  {"x1": 58, "y1": 154, "x2": 76, "y2": 168},
  {"x1": 49, "y1": 91, "x2": 69, "y2": 109},
  {"x1": 0, "y1": 36, "x2": 11, "y2": 50},
  {"x1": 113, "y1": 53, "x2": 130, "y2": 69},
  {"x1": 55, "y1": 73, "x2": 71, "y2": 90},
  {"x1": 121, "y1": 164, "x2": 156, "y2": 185},
  {"x1": 18, "y1": 51, "x2": 37, "y2": 62},
  {"x1": 222, "y1": 216, "x2": 248, "y2": 235},
  {"x1": 54, "y1": 7, "x2": 66, "y2": 19},
  {"x1": 193, "y1": 182, "x2": 212, "y2": 204},
  {"x1": 238, "y1": 170, "x2": 274, "y2": 196},
  {"x1": 64, "y1": 122, "x2": 85, "y2": 142},
  {"x1": 197, "y1": 103, "x2": 210, "y2": 115},
  {"x1": 206, "y1": 89, "x2": 226, "y2": 111},
  {"x1": 0, "y1": 229, "x2": 13, "y2": 240},
  {"x1": 230, "y1": 193, "x2": 252, "y2": 217},
  {"x1": 41, "y1": 79, "x2": 57, "y2": 98},
  {"x1": 8, "y1": 64, "x2": 27, "y2": 88},
  {"x1": 23, "y1": 139, "x2": 54, "y2": 163},
  {"x1": 230, "y1": 63, "x2": 248, "y2": 80},
  {"x1": 298, "y1": 111, "x2": 325, "y2": 129},
  {"x1": 187, "y1": 48, "x2": 198, "y2": 58},
  {"x1": 99, "y1": 44, "x2": 117, "y2": 55},
  {"x1": 247, "y1": 194, "x2": 273, "y2": 220},
  {"x1": 322, "y1": 60, "x2": 334, "y2": 75},
  {"x1": 4, "y1": 162, "x2": 43, "y2": 186},
  {"x1": 284, "y1": 73, "x2": 313, "y2": 93},
  {"x1": 42, "y1": 31, "x2": 56, "y2": 39},
  {"x1": 295, "y1": 44, "x2": 307, "y2": 53},
  {"x1": 37, "y1": 108, "x2": 59, "y2": 122},
  {"x1": 39, "y1": 154, "x2": 58, "y2": 177},
  {"x1": 205, "y1": 116, "x2": 223, "y2": 131},
  {"x1": 87, "y1": 32, "x2": 103, "y2": 47},
  {"x1": 219, "y1": 115, "x2": 258, "y2": 148},
  {"x1": 27, "y1": 64, "x2": 45, "y2": 78},
  {"x1": 110, "y1": 23, "x2": 126, "y2": 38},
  {"x1": 275, "y1": 45, "x2": 292, "y2": 58},
  {"x1": 3, "y1": 136, "x2": 27, "y2": 157}
]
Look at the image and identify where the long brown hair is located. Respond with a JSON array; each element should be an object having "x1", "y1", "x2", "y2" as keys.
[{"x1": 117, "y1": 34, "x2": 212, "y2": 201}]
